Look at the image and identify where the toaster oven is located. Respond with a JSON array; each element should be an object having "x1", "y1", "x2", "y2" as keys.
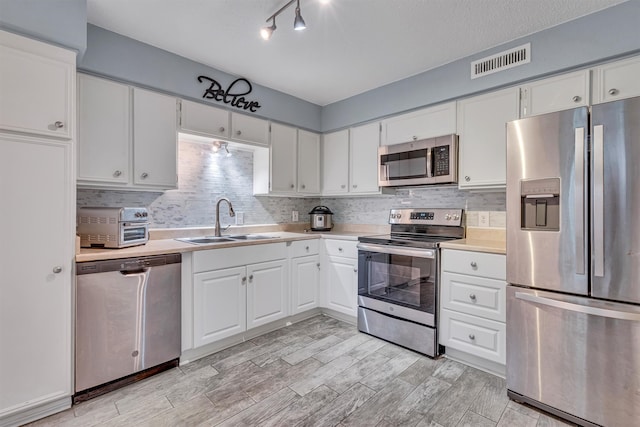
[{"x1": 77, "y1": 207, "x2": 149, "y2": 248}]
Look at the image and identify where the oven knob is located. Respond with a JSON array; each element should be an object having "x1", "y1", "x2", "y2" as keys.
[
  {"x1": 453, "y1": 214, "x2": 460, "y2": 220},
  {"x1": 396, "y1": 214, "x2": 401, "y2": 219},
  {"x1": 445, "y1": 214, "x2": 451, "y2": 220}
]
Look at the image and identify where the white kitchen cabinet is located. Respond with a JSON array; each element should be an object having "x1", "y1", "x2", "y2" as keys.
[
  {"x1": 592, "y1": 55, "x2": 640, "y2": 104},
  {"x1": 439, "y1": 249, "x2": 507, "y2": 375},
  {"x1": 290, "y1": 240, "x2": 321, "y2": 315},
  {"x1": 520, "y1": 69, "x2": 590, "y2": 117},
  {"x1": 381, "y1": 101, "x2": 456, "y2": 146},
  {"x1": 246, "y1": 260, "x2": 288, "y2": 329},
  {"x1": 0, "y1": 134, "x2": 74, "y2": 424},
  {"x1": 132, "y1": 88, "x2": 178, "y2": 188},
  {"x1": 457, "y1": 87, "x2": 520, "y2": 190},
  {"x1": 321, "y1": 130, "x2": 349, "y2": 194},
  {"x1": 179, "y1": 99, "x2": 229, "y2": 138},
  {"x1": 270, "y1": 122, "x2": 298, "y2": 193},
  {"x1": 0, "y1": 30, "x2": 74, "y2": 140},
  {"x1": 230, "y1": 112, "x2": 269, "y2": 145},
  {"x1": 297, "y1": 130, "x2": 321, "y2": 194},
  {"x1": 77, "y1": 75, "x2": 178, "y2": 190},
  {"x1": 322, "y1": 239, "x2": 359, "y2": 318}
]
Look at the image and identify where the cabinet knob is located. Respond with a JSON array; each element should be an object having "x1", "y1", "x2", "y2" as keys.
[
  {"x1": 141, "y1": 172, "x2": 149, "y2": 179},
  {"x1": 301, "y1": 184, "x2": 306, "y2": 189},
  {"x1": 352, "y1": 184, "x2": 357, "y2": 188},
  {"x1": 113, "y1": 170, "x2": 122, "y2": 177},
  {"x1": 242, "y1": 276, "x2": 247, "y2": 284},
  {"x1": 469, "y1": 293, "x2": 477, "y2": 301},
  {"x1": 608, "y1": 88, "x2": 619, "y2": 96},
  {"x1": 465, "y1": 176, "x2": 471, "y2": 182},
  {"x1": 412, "y1": 136, "x2": 418, "y2": 141},
  {"x1": 341, "y1": 184, "x2": 346, "y2": 189},
  {"x1": 353, "y1": 268, "x2": 358, "y2": 273},
  {"x1": 219, "y1": 126, "x2": 225, "y2": 132},
  {"x1": 52, "y1": 266, "x2": 62, "y2": 274},
  {"x1": 338, "y1": 247, "x2": 343, "y2": 252},
  {"x1": 470, "y1": 261, "x2": 477, "y2": 268},
  {"x1": 54, "y1": 121, "x2": 64, "y2": 129},
  {"x1": 572, "y1": 95, "x2": 581, "y2": 102},
  {"x1": 316, "y1": 263, "x2": 320, "y2": 268},
  {"x1": 469, "y1": 334, "x2": 476, "y2": 341},
  {"x1": 236, "y1": 130, "x2": 242, "y2": 136},
  {"x1": 249, "y1": 274, "x2": 254, "y2": 282},
  {"x1": 290, "y1": 184, "x2": 295, "y2": 189},
  {"x1": 305, "y1": 246, "x2": 309, "y2": 251}
]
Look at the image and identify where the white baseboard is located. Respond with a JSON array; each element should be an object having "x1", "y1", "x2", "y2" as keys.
[
  {"x1": 0, "y1": 396, "x2": 71, "y2": 427},
  {"x1": 444, "y1": 347, "x2": 506, "y2": 378}
]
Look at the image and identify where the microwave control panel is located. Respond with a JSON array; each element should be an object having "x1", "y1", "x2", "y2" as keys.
[{"x1": 433, "y1": 145, "x2": 450, "y2": 176}]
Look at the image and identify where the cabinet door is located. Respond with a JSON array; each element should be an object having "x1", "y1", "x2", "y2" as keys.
[
  {"x1": 520, "y1": 70, "x2": 589, "y2": 117},
  {"x1": 593, "y1": 55, "x2": 640, "y2": 104},
  {"x1": 193, "y1": 266, "x2": 246, "y2": 347},
  {"x1": 0, "y1": 134, "x2": 73, "y2": 415},
  {"x1": 457, "y1": 87, "x2": 520, "y2": 190},
  {"x1": 180, "y1": 99, "x2": 229, "y2": 138},
  {"x1": 247, "y1": 260, "x2": 288, "y2": 329},
  {"x1": 349, "y1": 122, "x2": 380, "y2": 193},
  {"x1": 0, "y1": 31, "x2": 74, "y2": 139},
  {"x1": 133, "y1": 88, "x2": 178, "y2": 189},
  {"x1": 326, "y1": 256, "x2": 358, "y2": 317},
  {"x1": 231, "y1": 112, "x2": 269, "y2": 145},
  {"x1": 381, "y1": 101, "x2": 456, "y2": 145},
  {"x1": 291, "y1": 255, "x2": 320, "y2": 315},
  {"x1": 297, "y1": 130, "x2": 320, "y2": 194},
  {"x1": 322, "y1": 130, "x2": 349, "y2": 194},
  {"x1": 270, "y1": 123, "x2": 298, "y2": 193},
  {"x1": 77, "y1": 74, "x2": 130, "y2": 185}
]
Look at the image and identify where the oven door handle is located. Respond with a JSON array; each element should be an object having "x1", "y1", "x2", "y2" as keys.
[{"x1": 357, "y1": 243, "x2": 435, "y2": 259}]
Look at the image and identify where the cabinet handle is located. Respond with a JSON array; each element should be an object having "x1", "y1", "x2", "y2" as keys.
[
  {"x1": 608, "y1": 88, "x2": 619, "y2": 96},
  {"x1": 242, "y1": 276, "x2": 247, "y2": 284},
  {"x1": 236, "y1": 130, "x2": 242, "y2": 136},
  {"x1": 465, "y1": 176, "x2": 471, "y2": 182},
  {"x1": 141, "y1": 172, "x2": 149, "y2": 179},
  {"x1": 113, "y1": 170, "x2": 122, "y2": 177},
  {"x1": 469, "y1": 293, "x2": 477, "y2": 301},
  {"x1": 54, "y1": 121, "x2": 64, "y2": 129},
  {"x1": 468, "y1": 334, "x2": 476, "y2": 341},
  {"x1": 572, "y1": 95, "x2": 581, "y2": 102},
  {"x1": 52, "y1": 266, "x2": 62, "y2": 274},
  {"x1": 470, "y1": 261, "x2": 477, "y2": 268},
  {"x1": 249, "y1": 274, "x2": 254, "y2": 282},
  {"x1": 219, "y1": 126, "x2": 225, "y2": 132}
]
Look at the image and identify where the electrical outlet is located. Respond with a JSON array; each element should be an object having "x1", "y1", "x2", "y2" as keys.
[
  {"x1": 292, "y1": 210, "x2": 299, "y2": 222},
  {"x1": 478, "y1": 211, "x2": 490, "y2": 227},
  {"x1": 235, "y1": 212, "x2": 244, "y2": 225}
]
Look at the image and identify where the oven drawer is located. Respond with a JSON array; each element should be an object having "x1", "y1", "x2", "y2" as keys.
[
  {"x1": 439, "y1": 308, "x2": 506, "y2": 364},
  {"x1": 290, "y1": 239, "x2": 319, "y2": 257},
  {"x1": 441, "y1": 272, "x2": 506, "y2": 322},
  {"x1": 441, "y1": 249, "x2": 506, "y2": 280},
  {"x1": 325, "y1": 239, "x2": 358, "y2": 258}
]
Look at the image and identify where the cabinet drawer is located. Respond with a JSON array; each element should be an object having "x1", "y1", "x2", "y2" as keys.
[
  {"x1": 441, "y1": 272, "x2": 506, "y2": 322},
  {"x1": 324, "y1": 239, "x2": 358, "y2": 258},
  {"x1": 440, "y1": 309, "x2": 506, "y2": 364},
  {"x1": 441, "y1": 249, "x2": 506, "y2": 280},
  {"x1": 193, "y1": 242, "x2": 287, "y2": 272},
  {"x1": 290, "y1": 239, "x2": 319, "y2": 257}
]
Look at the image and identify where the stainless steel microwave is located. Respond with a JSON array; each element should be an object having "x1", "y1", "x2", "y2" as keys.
[{"x1": 378, "y1": 134, "x2": 458, "y2": 187}]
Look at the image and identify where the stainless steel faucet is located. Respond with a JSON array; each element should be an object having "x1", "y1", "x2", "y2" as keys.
[{"x1": 214, "y1": 198, "x2": 235, "y2": 237}]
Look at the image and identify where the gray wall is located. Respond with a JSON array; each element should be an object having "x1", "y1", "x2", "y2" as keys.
[
  {"x1": 0, "y1": 0, "x2": 86, "y2": 55},
  {"x1": 321, "y1": 0, "x2": 640, "y2": 131},
  {"x1": 79, "y1": 25, "x2": 323, "y2": 132}
]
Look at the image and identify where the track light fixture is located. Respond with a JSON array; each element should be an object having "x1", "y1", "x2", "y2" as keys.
[
  {"x1": 261, "y1": 0, "x2": 314, "y2": 40},
  {"x1": 212, "y1": 140, "x2": 232, "y2": 157}
]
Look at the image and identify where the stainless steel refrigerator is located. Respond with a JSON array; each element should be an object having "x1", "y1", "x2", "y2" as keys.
[{"x1": 506, "y1": 96, "x2": 640, "y2": 427}]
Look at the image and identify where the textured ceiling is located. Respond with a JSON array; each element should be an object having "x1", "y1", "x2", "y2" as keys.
[{"x1": 87, "y1": 0, "x2": 628, "y2": 106}]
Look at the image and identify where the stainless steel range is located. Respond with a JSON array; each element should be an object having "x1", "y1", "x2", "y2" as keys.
[{"x1": 357, "y1": 208, "x2": 464, "y2": 357}]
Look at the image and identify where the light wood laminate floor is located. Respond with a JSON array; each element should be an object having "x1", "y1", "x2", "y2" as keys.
[{"x1": 29, "y1": 315, "x2": 574, "y2": 427}]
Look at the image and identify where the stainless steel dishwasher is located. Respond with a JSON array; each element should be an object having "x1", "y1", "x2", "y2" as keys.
[{"x1": 75, "y1": 253, "x2": 181, "y2": 401}]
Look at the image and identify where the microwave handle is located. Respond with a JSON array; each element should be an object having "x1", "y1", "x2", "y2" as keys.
[{"x1": 426, "y1": 147, "x2": 432, "y2": 177}]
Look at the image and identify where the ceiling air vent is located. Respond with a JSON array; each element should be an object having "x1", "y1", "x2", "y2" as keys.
[{"x1": 471, "y1": 43, "x2": 531, "y2": 79}]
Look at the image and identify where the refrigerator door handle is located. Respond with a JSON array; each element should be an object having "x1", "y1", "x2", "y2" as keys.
[
  {"x1": 593, "y1": 125, "x2": 605, "y2": 277},
  {"x1": 574, "y1": 127, "x2": 585, "y2": 275},
  {"x1": 515, "y1": 292, "x2": 640, "y2": 321}
]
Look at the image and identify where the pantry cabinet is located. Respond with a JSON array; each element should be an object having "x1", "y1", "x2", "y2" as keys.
[
  {"x1": 457, "y1": 87, "x2": 520, "y2": 190},
  {"x1": 381, "y1": 102, "x2": 456, "y2": 146},
  {"x1": 520, "y1": 69, "x2": 590, "y2": 117},
  {"x1": 592, "y1": 55, "x2": 640, "y2": 104},
  {"x1": 179, "y1": 99, "x2": 229, "y2": 138}
]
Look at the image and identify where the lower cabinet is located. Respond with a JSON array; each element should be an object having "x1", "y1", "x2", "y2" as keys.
[
  {"x1": 439, "y1": 249, "x2": 507, "y2": 375},
  {"x1": 322, "y1": 239, "x2": 359, "y2": 317},
  {"x1": 290, "y1": 240, "x2": 321, "y2": 315}
]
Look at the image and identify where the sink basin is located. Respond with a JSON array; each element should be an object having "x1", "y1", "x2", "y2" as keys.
[
  {"x1": 227, "y1": 234, "x2": 277, "y2": 240},
  {"x1": 175, "y1": 237, "x2": 236, "y2": 244}
]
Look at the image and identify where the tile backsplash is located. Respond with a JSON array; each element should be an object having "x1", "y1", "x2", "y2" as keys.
[{"x1": 77, "y1": 139, "x2": 506, "y2": 228}]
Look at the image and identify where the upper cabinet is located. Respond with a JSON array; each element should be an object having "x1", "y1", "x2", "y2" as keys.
[
  {"x1": 520, "y1": 69, "x2": 590, "y2": 117},
  {"x1": 270, "y1": 123, "x2": 298, "y2": 194},
  {"x1": 231, "y1": 112, "x2": 269, "y2": 146},
  {"x1": 297, "y1": 130, "x2": 321, "y2": 194},
  {"x1": 592, "y1": 55, "x2": 640, "y2": 104},
  {"x1": 381, "y1": 102, "x2": 456, "y2": 146},
  {"x1": 0, "y1": 30, "x2": 75, "y2": 140},
  {"x1": 77, "y1": 74, "x2": 178, "y2": 190},
  {"x1": 179, "y1": 99, "x2": 229, "y2": 138},
  {"x1": 457, "y1": 87, "x2": 520, "y2": 191},
  {"x1": 321, "y1": 130, "x2": 349, "y2": 194}
]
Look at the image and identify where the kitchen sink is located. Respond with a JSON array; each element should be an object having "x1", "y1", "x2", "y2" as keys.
[
  {"x1": 175, "y1": 237, "x2": 236, "y2": 244},
  {"x1": 226, "y1": 234, "x2": 277, "y2": 240}
]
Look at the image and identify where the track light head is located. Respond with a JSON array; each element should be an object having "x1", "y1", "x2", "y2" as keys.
[
  {"x1": 261, "y1": 17, "x2": 276, "y2": 40},
  {"x1": 294, "y1": 0, "x2": 306, "y2": 30}
]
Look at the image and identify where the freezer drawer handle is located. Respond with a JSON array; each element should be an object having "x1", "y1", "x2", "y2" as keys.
[{"x1": 515, "y1": 292, "x2": 640, "y2": 321}]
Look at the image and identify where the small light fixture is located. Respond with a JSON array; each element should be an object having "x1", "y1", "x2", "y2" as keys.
[
  {"x1": 224, "y1": 143, "x2": 232, "y2": 157},
  {"x1": 260, "y1": 17, "x2": 276, "y2": 40},
  {"x1": 293, "y1": 0, "x2": 306, "y2": 31},
  {"x1": 261, "y1": 0, "x2": 317, "y2": 40},
  {"x1": 212, "y1": 140, "x2": 221, "y2": 152},
  {"x1": 212, "y1": 140, "x2": 232, "y2": 157}
]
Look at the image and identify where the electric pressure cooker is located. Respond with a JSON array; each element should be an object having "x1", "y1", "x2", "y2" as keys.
[{"x1": 309, "y1": 206, "x2": 333, "y2": 231}]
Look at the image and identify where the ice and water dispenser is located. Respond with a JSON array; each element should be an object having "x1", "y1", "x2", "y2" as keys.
[{"x1": 520, "y1": 178, "x2": 560, "y2": 230}]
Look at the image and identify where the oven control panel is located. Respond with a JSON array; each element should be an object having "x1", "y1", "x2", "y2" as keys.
[{"x1": 389, "y1": 208, "x2": 464, "y2": 226}]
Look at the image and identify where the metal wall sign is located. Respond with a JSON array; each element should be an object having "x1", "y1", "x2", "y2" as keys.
[{"x1": 197, "y1": 75, "x2": 261, "y2": 112}]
